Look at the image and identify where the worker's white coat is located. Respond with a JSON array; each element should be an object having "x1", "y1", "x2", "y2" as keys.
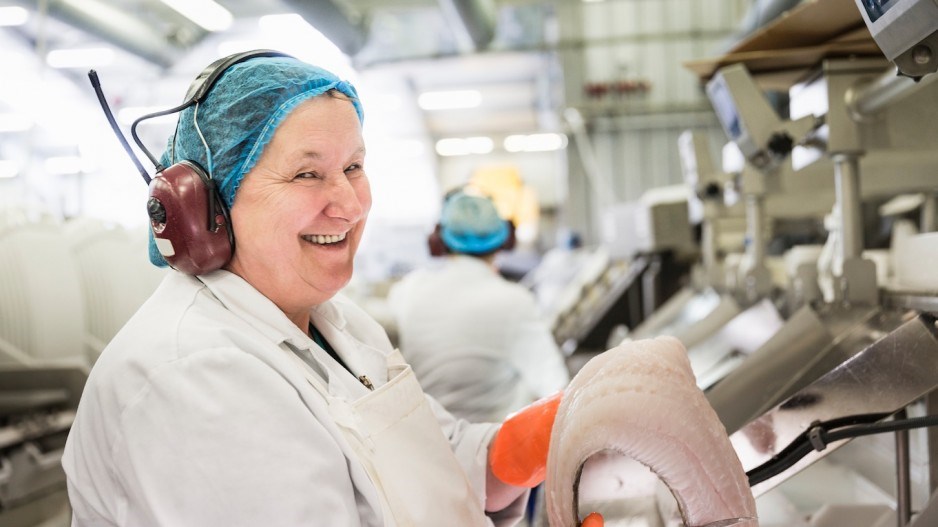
[
  {"x1": 388, "y1": 255, "x2": 570, "y2": 423},
  {"x1": 62, "y1": 270, "x2": 526, "y2": 526}
]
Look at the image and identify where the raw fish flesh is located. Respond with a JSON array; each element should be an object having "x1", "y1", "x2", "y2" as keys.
[{"x1": 546, "y1": 336, "x2": 757, "y2": 526}]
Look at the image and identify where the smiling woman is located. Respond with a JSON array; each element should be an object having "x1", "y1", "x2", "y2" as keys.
[
  {"x1": 227, "y1": 93, "x2": 372, "y2": 323},
  {"x1": 60, "y1": 50, "x2": 533, "y2": 527}
]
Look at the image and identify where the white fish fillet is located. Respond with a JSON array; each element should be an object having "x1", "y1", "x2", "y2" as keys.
[{"x1": 546, "y1": 336, "x2": 758, "y2": 527}]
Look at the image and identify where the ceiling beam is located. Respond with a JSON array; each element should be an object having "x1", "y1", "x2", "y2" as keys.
[
  {"x1": 30, "y1": 0, "x2": 194, "y2": 68},
  {"x1": 438, "y1": 0, "x2": 496, "y2": 51},
  {"x1": 279, "y1": 0, "x2": 368, "y2": 56}
]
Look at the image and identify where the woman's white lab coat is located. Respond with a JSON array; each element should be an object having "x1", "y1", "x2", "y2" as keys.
[
  {"x1": 62, "y1": 270, "x2": 525, "y2": 526},
  {"x1": 388, "y1": 255, "x2": 570, "y2": 423}
]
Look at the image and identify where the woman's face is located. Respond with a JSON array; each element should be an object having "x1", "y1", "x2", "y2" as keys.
[{"x1": 226, "y1": 94, "x2": 370, "y2": 318}]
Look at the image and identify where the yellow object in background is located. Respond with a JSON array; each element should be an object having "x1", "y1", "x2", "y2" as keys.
[{"x1": 468, "y1": 165, "x2": 540, "y2": 246}]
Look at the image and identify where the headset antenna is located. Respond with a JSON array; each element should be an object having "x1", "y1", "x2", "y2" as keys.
[{"x1": 88, "y1": 69, "x2": 152, "y2": 185}]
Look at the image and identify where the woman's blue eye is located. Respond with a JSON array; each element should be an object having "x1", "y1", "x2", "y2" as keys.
[{"x1": 295, "y1": 172, "x2": 320, "y2": 180}]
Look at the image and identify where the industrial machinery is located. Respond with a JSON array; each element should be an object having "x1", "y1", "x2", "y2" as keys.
[
  {"x1": 709, "y1": 54, "x2": 938, "y2": 416},
  {"x1": 700, "y1": 5, "x2": 938, "y2": 523},
  {"x1": 544, "y1": 188, "x2": 698, "y2": 356},
  {"x1": 0, "y1": 217, "x2": 155, "y2": 526},
  {"x1": 854, "y1": 0, "x2": 938, "y2": 79},
  {"x1": 0, "y1": 366, "x2": 86, "y2": 527},
  {"x1": 541, "y1": 3, "x2": 938, "y2": 526},
  {"x1": 625, "y1": 132, "x2": 746, "y2": 346},
  {"x1": 623, "y1": 130, "x2": 772, "y2": 389},
  {"x1": 628, "y1": 122, "x2": 841, "y2": 391}
]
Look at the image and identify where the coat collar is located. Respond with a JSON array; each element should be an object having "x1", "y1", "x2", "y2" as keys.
[
  {"x1": 195, "y1": 270, "x2": 388, "y2": 390},
  {"x1": 195, "y1": 270, "x2": 321, "y2": 349}
]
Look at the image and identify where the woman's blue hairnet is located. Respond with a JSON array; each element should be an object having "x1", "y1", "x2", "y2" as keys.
[
  {"x1": 440, "y1": 192, "x2": 509, "y2": 255},
  {"x1": 149, "y1": 55, "x2": 363, "y2": 267}
]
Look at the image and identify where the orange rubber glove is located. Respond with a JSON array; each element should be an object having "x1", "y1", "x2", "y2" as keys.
[
  {"x1": 489, "y1": 391, "x2": 563, "y2": 488},
  {"x1": 581, "y1": 512, "x2": 604, "y2": 526}
]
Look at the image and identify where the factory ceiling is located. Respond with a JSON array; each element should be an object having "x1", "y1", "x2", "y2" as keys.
[
  {"x1": 1, "y1": 0, "x2": 797, "y2": 174},
  {"x1": 3, "y1": 0, "x2": 557, "y2": 148}
]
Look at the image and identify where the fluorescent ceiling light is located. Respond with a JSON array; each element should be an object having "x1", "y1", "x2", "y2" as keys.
[
  {"x1": 46, "y1": 48, "x2": 115, "y2": 69},
  {"x1": 0, "y1": 6, "x2": 29, "y2": 26},
  {"x1": 504, "y1": 133, "x2": 568, "y2": 153},
  {"x1": 435, "y1": 137, "x2": 493, "y2": 156},
  {"x1": 418, "y1": 90, "x2": 482, "y2": 111},
  {"x1": 0, "y1": 160, "x2": 20, "y2": 179},
  {"x1": 160, "y1": 0, "x2": 232, "y2": 32},
  {"x1": 0, "y1": 113, "x2": 34, "y2": 132}
]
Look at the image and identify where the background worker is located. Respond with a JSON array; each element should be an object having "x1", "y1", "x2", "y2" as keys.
[{"x1": 389, "y1": 190, "x2": 570, "y2": 423}]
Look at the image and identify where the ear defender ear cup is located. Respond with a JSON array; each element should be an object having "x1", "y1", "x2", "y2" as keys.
[
  {"x1": 145, "y1": 50, "x2": 290, "y2": 275},
  {"x1": 427, "y1": 223, "x2": 448, "y2": 257},
  {"x1": 502, "y1": 220, "x2": 517, "y2": 252},
  {"x1": 90, "y1": 49, "x2": 295, "y2": 275},
  {"x1": 148, "y1": 160, "x2": 233, "y2": 275}
]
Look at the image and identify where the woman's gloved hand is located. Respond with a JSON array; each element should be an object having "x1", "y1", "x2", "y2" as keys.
[
  {"x1": 581, "y1": 512, "x2": 604, "y2": 526},
  {"x1": 488, "y1": 391, "x2": 605, "y2": 526},
  {"x1": 489, "y1": 391, "x2": 563, "y2": 487}
]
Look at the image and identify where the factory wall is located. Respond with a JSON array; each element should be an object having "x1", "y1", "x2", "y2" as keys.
[{"x1": 551, "y1": 0, "x2": 750, "y2": 244}]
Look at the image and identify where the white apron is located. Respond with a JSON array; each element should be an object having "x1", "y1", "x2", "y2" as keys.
[{"x1": 287, "y1": 348, "x2": 490, "y2": 526}]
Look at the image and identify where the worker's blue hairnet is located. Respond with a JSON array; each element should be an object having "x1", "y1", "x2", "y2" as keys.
[
  {"x1": 440, "y1": 192, "x2": 510, "y2": 255},
  {"x1": 148, "y1": 55, "x2": 363, "y2": 267}
]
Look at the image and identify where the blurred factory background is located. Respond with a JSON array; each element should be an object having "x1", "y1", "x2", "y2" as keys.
[
  {"x1": 0, "y1": 0, "x2": 752, "y2": 268},
  {"x1": 3, "y1": 0, "x2": 938, "y2": 526}
]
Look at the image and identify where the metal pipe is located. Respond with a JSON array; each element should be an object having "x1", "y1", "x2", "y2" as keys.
[
  {"x1": 702, "y1": 218, "x2": 717, "y2": 271},
  {"x1": 641, "y1": 256, "x2": 661, "y2": 319},
  {"x1": 896, "y1": 408, "x2": 912, "y2": 526},
  {"x1": 923, "y1": 194, "x2": 938, "y2": 233},
  {"x1": 928, "y1": 390, "x2": 938, "y2": 495},
  {"x1": 438, "y1": 0, "x2": 496, "y2": 51},
  {"x1": 35, "y1": 0, "x2": 189, "y2": 68},
  {"x1": 832, "y1": 154, "x2": 863, "y2": 261},
  {"x1": 280, "y1": 0, "x2": 366, "y2": 56},
  {"x1": 746, "y1": 194, "x2": 766, "y2": 267},
  {"x1": 847, "y1": 67, "x2": 938, "y2": 120},
  {"x1": 564, "y1": 107, "x2": 616, "y2": 210}
]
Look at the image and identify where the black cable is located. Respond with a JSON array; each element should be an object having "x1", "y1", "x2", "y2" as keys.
[
  {"x1": 746, "y1": 440, "x2": 814, "y2": 486},
  {"x1": 825, "y1": 415, "x2": 938, "y2": 443},
  {"x1": 87, "y1": 70, "x2": 152, "y2": 185},
  {"x1": 130, "y1": 100, "x2": 195, "y2": 172},
  {"x1": 747, "y1": 413, "x2": 938, "y2": 486}
]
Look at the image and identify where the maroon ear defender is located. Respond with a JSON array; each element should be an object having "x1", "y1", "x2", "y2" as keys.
[
  {"x1": 427, "y1": 223, "x2": 448, "y2": 257},
  {"x1": 88, "y1": 49, "x2": 291, "y2": 275},
  {"x1": 146, "y1": 161, "x2": 232, "y2": 275},
  {"x1": 502, "y1": 220, "x2": 517, "y2": 252}
]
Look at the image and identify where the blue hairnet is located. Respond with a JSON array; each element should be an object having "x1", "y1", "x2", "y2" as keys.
[
  {"x1": 440, "y1": 192, "x2": 509, "y2": 255},
  {"x1": 148, "y1": 55, "x2": 363, "y2": 267}
]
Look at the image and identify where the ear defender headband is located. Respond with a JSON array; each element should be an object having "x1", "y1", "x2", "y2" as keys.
[{"x1": 88, "y1": 49, "x2": 292, "y2": 275}]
